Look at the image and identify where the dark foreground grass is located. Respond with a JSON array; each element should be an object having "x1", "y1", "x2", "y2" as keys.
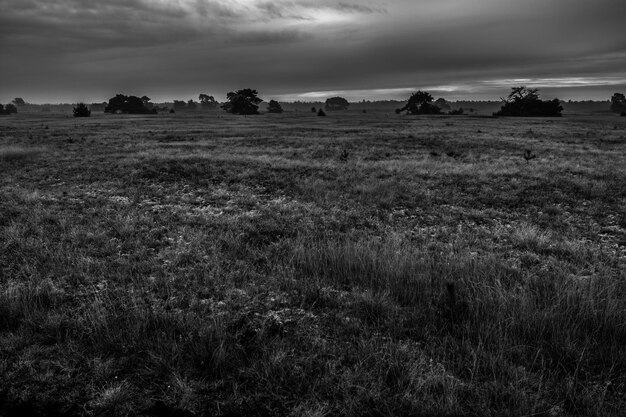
[{"x1": 1, "y1": 111, "x2": 625, "y2": 416}]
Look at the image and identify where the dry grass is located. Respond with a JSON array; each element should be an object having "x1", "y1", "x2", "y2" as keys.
[{"x1": 1, "y1": 110, "x2": 625, "y2": 415}]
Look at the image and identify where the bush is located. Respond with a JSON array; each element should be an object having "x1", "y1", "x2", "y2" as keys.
[
  {"x1": 397, "y1": 91, "x2": 442, "y2": 115},
  {"x1": 267, "y1": 100, "x2": 283, "y2": 114},
  {"x1": 494, "y1": 87, "x2": 562, "y2": 117},
  {"x1": 621, "y1": 112, "x2": 626, "y2": 117},
  {"x1": 0, "y1": 104, "x2": 17, "y2": 115},
  {"x1": 104, "y1": 94, "x2": 157, "y2": 114},
  {"x1": 325, "y1": 97, "x2": 349, "y2": 111},
  {"x1": 317, "y1": 109, "x2": 326, "y2": 117},
  {"x1": 448, "y1": 108, "x2": 464, "y2": 115},
  {"x1": 73, "y1": 103, "x2": 91, "y2": 118},
  {"x1": 311, "y1": 107, "x2": 317, "y2": 113},
  {"x1": 610, "y1": 93, "x2": 626, "y2": 114}
]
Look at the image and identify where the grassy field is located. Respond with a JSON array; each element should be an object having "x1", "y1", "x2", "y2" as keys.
[{"x1": 1, "y1": 110, "x2": 625, "y2": 416}]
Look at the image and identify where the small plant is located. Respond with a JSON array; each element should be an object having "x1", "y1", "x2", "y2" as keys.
[
  {"x1": 317, "y1": 108, "x2": 326, "y2": 117},
  {"x1": 339, "y1": 149, "x2": 349, "y2": 162},
  {"x1": 523, "y1": 149, "x2": 537, "y2": 163},
  {"x1": 73, "y1": 103, "x2": 91, "y2": 117},
  {"x1": 311, "y1": 107, "x2": 316, "y2": 113}
]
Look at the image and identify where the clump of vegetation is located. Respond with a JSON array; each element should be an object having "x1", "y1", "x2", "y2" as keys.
[
  {"x1": 494, "y1": 86, "x2": 562, "y2": 117},
  {"x1": 267, "y1": 100, "x2": 283, "y2": 114},
  {"x1": 73, "y1": 103, "x2": 91, "y2": 118},
  {"x1": 448, "y1": 108, "x2": 464, "y2": 115},
  {"x1": 311, "y1": 107, "x2": 317, "y2": 113},
  {"x1": 199, "y1": 94, "x2": 218, "y2": 109},
  {"x1": 610, "y1": 93, "x2": 626, "y2": 114},
  {"x1": 104, "y1": 94, "x2": 157, "y2": 114},
  {"x1": 317, "y1": 108, "x2": 326, "y2": 116},
  {"x1": 222, "y1": 88, "x2": 263, "y2": 115},
  {"x1": 523, "y1": 149, "x2": 537, "y2": 163},
  {"x1": 396, "y1": 91, "x2": 442, "y2": 115},
  {"x1": 325, "y1": 96, "x2": 349, "y2": 111},
  {"x1": 0, "y1": 103, "x2": 17, "y2": 115}
]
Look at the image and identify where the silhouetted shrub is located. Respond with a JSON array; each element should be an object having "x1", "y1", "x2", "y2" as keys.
[
  {"x1": 221, "y1": 88, "x2": 262, "y2": 115},
  {"x1": 267, "y1": 100, "x2": 283, "y2": 114},
  {"x1": 169, "y1": 109, "x2": 175, "y2": 114},
  {"x1": 448, "y1": 108, "x2": 464, "y2": 115},
  {"x1": 621, "y1": 112, "x2": 626, "y2": 117},
  {"x1": 317, "y1": 109, "x2": 326, "y2": 117},
  {"x1": 104, "y1": 94, "x2": 157, "y2": 114},
  {"x1": 325, "y1": 97, "x2": 349, "y2": 111},
  {"x1": 397, "y1": 91, "x2": 442, "y2": 115},
  {"x1": 199, "y1": 94, "x2": 218, "y2": 109},
  {"x1": 610, "y1": 93, "x2": 626, "y2": 114},
  {"x1": 494, "y1": 87, "x2": 562, "y2": 117},
  {"x1": 0, "y1": 104, "x2": 18, "y2": 115},
  {"x1": 73, "y1": 103, "x2": 91, "y2": 118},
  {"x1": 311, "y1": 107, "x2": 317, "y2": 113}
]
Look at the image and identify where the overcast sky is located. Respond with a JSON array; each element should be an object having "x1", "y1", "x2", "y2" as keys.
[{"x1": 1, "y1": 0, "x2": 625, "y2": 103}]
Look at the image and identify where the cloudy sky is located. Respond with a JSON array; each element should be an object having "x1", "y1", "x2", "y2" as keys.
[{"x1": 1, "y1": 0, "x2": 625, "y2": 103}]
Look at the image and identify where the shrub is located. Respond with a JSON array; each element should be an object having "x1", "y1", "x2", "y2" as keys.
[
  {"x1": 0, "y1": 103, "x2": 17, "y2": 115},
  {"x1": 317, "y1": 108, "x2": 326, "y2": 117},
  {"x1": 311, "y1": 107, "x2": 317, "y2": 113},
  {"x1": 397, "y1": 91, "x2": 442, "y2": 115},
  {"x1": 325, "y1": 97, "x2": 349, "y2": 111},
  {"x1": 448, "y1": 108, "x2": 464, "y2": 115},
  {"x1": 494, "y1": 87, "x2": 562, "y2": 117},
  {"x1": 610, "y1": 93, "x2": 626, "y2": 114},
  {"x1": 104, "y1": 94, "x2": 157, "y2": 114},
  {"x1": 267, "y1": 100, "x2": 283, "y2": 114},
  {"x1": 73, "y1": 103, "x2": 91, "y2": 117}
]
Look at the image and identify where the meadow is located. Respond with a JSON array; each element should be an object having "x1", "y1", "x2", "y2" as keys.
[{"x1": 1, "y1": 110, "x2": 625, "y2": 416}]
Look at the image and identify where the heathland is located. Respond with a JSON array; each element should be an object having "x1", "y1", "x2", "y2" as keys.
[{"x1": 1, "y1": 110, "x2": 625, "y2": 416}]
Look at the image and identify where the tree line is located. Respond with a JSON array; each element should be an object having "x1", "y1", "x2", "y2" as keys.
[{"x1": 4, "y1": 89, "x2": 626, "y2": 117}]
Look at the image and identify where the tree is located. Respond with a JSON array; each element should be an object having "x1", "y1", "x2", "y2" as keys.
[
  {"x1": 173, "y1": 100, "x2": 187, "y2": 110},
  {"x1": 494, "y1": 86, "x2": 562, "y2": 117},
  {"x1": 73, "y1": 103, "x2": 91, "y2": 117},
  {"x1": 12, "y1": 98, "x2": 26, "y2": 106},
  {"x1": 0, "y1": 103, "x2": 18, "y2": 115},
  {"x1": 325, "y1": 97, "x2": 349, "y2": 111},
  {"x1": 610, "y1": 93, "x2": 626, "y2": 114},
  {"x1": 396, "y1": 91, "x2": 442, "y2": 115},
  {"x1": 104, "y1": 94, "x2": 157, "y2": 114},
  {"x1": 199, "y1": 94, "x2": 217, "y2": 108},
  {"x1": 267, "y1": 100, "x2": 283, "y2": 114},
  {"x1": 317, "y1": 108, "x2": 326, "y2": 117},
  {"x1": 221, "y1": 88, "x2": 263, "y2": 115},
  {"x1": 434, "y1": 98, "x2": 451, "y2": 113}
]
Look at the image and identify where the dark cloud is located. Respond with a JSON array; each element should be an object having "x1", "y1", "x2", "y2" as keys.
[{"x1": 0, "y1": 0, "x2": 624, "y2": 103}]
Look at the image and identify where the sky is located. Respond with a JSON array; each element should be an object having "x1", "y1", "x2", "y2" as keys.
[{"x1": 0, "y1": 0, "x2": 625, "y2": 104}]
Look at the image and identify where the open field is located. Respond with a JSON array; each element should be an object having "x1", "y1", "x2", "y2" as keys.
[{"x1": 1, "y1": 111, "x2": 625, "y2": 416}]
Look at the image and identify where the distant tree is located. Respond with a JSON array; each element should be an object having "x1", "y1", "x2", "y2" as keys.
[
  {"x1": 325, "y1": 97, "x2": 349, "y2": 111},
  {"x1": 173, "y1": 100, "x2": 187, "y2": 110},
  {"x1": 448, "y1": 108, "x2": 464, "y2": 115},
  {"x1": 396, "y1": 91, "x2": 442, "y2": 115},
  {"x1": 610, "y1": 93, "x2": 626, "y2": 114},
  {"x1": 311, "y1": 107, "x2": 317, "y2": 113},
  {"x1": 199, "y1": 94, "x2": 218, "y2": 108},
  {"x1": 187, "y1": 100, "x2": 197, "y2": 110},
  {"x1": 104, "y1": 94, "x2": 157, "y2": 114},
  {"x1": 12, "y1": 98, "x2": 26, "y2": 107},
  {"x1": 267, "y1": 100, "x2": 283, "y2": 114},
  {"x1": 494, "y1": 87, "x2": 562, "y2": 117},
  {"x1": 222, "y1": 88, "x2": 263, "y2": 115},
  {"x1": 73, "y1": 103, "x2": 91, "y2": 117},
  {"x1": 434, "y1": 98, "x2": 451, "y2": 112},
  {"x1": 317, "y1": 108, "x2": 326, "y2": 117},
  {"x1": 1, "y1": 103, "x2": 18, "y2": 114}
]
